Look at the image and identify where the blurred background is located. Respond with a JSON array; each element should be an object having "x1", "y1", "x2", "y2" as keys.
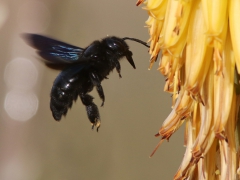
[{"x1": 0, "y1": 0, "x2": 185, "y2": 179}]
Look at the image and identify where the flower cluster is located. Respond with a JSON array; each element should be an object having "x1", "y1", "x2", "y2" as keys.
[{"x1": 137, "y1": 0, "x2": 240, "y2": 179}]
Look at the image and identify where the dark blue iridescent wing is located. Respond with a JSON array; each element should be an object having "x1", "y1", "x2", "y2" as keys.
[
  {"x1": 23, "y1": 33, "x2": 84, "y2": 64},
  {"x1": 50, "y1": 64, "x2": 91, "y2": 120}
]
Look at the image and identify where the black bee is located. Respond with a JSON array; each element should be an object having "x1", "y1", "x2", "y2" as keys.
[{"x1": 23, "y1": 34, "x2": 149, "y2": 131}]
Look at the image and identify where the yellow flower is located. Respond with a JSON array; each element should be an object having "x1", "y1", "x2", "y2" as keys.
[{"x1": 137, "y1": 0, "x2": 240, "y2": 179}]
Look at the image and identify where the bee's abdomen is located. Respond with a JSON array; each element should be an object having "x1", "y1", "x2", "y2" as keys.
[{"x1": 50, "y1": 75, "x2": 80, "y2": 121}]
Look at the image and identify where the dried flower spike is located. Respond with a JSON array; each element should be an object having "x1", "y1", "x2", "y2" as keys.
[{"x1": 137, "y1": 0, "x2": 240, "y2": 179}]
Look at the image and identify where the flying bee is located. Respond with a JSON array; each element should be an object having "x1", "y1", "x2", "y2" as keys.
[{"x1": 23, "y1": 34, "x2": 149, "y2": 131}]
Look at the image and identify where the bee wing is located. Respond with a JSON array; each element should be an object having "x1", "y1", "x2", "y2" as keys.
[
  {"x1": 23, "y1": 33, "x2": 85, "y2": 64},
  {"x1": 50, "y1": 64, "x2": 91, "y2": 120}
]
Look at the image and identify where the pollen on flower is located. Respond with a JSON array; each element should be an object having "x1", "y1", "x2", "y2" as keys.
[{"x1": 137, "y1": 0, "x2": 240, "y2": 179}]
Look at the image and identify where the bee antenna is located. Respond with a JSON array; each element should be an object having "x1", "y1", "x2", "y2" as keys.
[{"x1": 122, "y1": 37, "x2": 150, "y2": 48}]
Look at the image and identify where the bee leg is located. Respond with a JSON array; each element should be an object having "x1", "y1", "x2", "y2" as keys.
[
  {"x1": 97, "y1": 86, "x2": 105, "y2": 107},
  {"x1": 114, "y1": 60, "x2": 122, "y2": 78},
  {"x1": 80, "y1": 93, "x2": 101, "y2": 131},
  {"x1": 90, "y1": 72, "x2": 105, "y2": 106}
]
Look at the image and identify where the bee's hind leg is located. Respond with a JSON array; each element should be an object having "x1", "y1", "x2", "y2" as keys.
[{"x1": 80, "y1": 93, "x2": 101, "y2": 131}]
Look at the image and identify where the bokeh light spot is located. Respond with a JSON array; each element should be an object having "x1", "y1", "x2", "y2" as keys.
[
  {"x1": 4, "y1": 90, "x2": 39, "y2": 122},
  {"x1": 0, "y1": 1, "x2": 8, "y2": 30},
  {"x1": 4, "y1": 57, "x2": 38, "y2": 90}
]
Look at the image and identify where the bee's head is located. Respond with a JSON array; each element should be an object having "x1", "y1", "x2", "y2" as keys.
[{"x1": 102, "y1": 36, "x2": 136, "y2": 69}]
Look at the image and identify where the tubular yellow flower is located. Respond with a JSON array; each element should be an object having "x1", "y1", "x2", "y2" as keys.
[{"x1": 137, "y1": 0, "x2": 240, "y2": 179}]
